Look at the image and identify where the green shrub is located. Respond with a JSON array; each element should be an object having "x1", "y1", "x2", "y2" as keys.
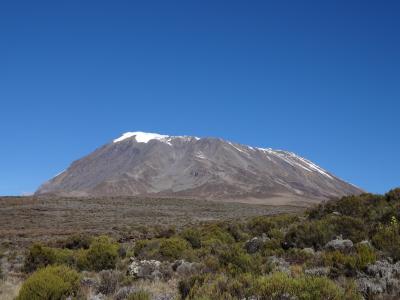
[
  {"x1": 285, "y1": 219, "x2": 335, "y2": 249},
  {"x1": 328, "y1": 216, "x2": 368, "y2": 243},
  {"x1": 322, "y1": 250, "x2": 357, "y2": 273},
  {"x1": 25, "y1": 244, "x2": 80, "y2": 272},
  {"x1": 127, "y1": 290, "x2": 151, "y2": 300},
  {"x1": 159, "y1": 237, "x2": 191, "y2": 260},
  {"x1": 61, "y1": 234, "x2": 91, "y2": 250},
  {"x1": 182, "y1": 273, "x2": 252, "y2": 300},
  {"x1": 247, "y1": 214, "x2": 299, "y2": 237},
  {"x1": 201, "y1": 224, "x2": 235, "y2": 246},
  {"x1": 184, "y1": 272, "x2": 361, "y2": 300},
  {"x1": 181, "y1": 228, "x2": 202, "y2": 249},
  {"x1": 322, "y1": 244, "x2": 376, "y2": 274},
  {"x1": 134, "y1": 239, "x2": 159, "y2": 259},
  {"x1": 217, "y1": 244, "x2": 255, "y2": 275},
  {"x1": 24, "y1": 244, "x2": 56, "y2": 272},
  {"x1": 226, "y1": 222, "x2": 249, "y2": 242},
  {"x1": 17, "y1": 265, "x2": 80, "y2": 300},
  {"x1": 354, "y1": 244, "x2": 376, "y2": 269},
  {"x1": 86, "y1": 236, "x2": 119, "y2": 271},
  {"x1": 253, "y1": 272, "x2": 350, "y2": 300},
  {"x1": 372, "y1": 216, "x2": 400, "y2": 261},
  {"x1": 260, "y1": 238, "x2": 284, "y2": 257},
  {"x1": 134, "y1": 237, "x2": 192, "y2": 261}
]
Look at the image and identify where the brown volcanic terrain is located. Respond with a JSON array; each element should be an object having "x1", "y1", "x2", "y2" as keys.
[{"x1": 0, "y1": 196, "x2": 302, "y2": 247}]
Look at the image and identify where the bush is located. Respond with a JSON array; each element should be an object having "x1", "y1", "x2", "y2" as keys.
[
  {"x1": 253, "y1": 272, "x2": 354, "y2": 300},
  {"x1": 328, "y1": 216, "x2": 368, "y2": 243},
  {"x1": 354, "y1": 244, "x2": 376, "y2": 270},
  {"x1": 61, "y1": 234, "x2": 92, "y2": 250},
  {"x1": 247, "y1": 215, "x2": 299, "y2": 237},
  {"x1": 127, "y1": 290, "x2": 151, "y2": 300},
  {"x1": 217, "y1": 244, "x2": 256, "y2": 275},
  {"x1": 372, "y1": 216, "x2": 400, "y2": 261},
  {"x1": 134, "y1": 239, "x2": 159, "y2": 259},
  {"x1": 25, "y1": 244, "x2": 81, "y2": 272},
  {"x1": 201, "y1": 224, "x2": 235, "y2": 246},
  {"x1": 159, "y1": 237, "x2": 191, "y2": 260},
  {"x1": 285, "y1": 219, "x2": 335, "y2": 249},
  {"x1": 24, "y1": 244, "x2": 56, "y2": 272},
  {"x1": 322, "y1": 250, "x2": 357, "y2": 274},
  {"x1": 17, "y1": 265, "x2": 80, "y2": 300},
  {"x1": 181, "y1": 228, "x2": 202, "y2": 249},
  {"x1": 322, "y1": 244, "x2": 376, "y2": 274},
  {"x1": 183, "y1": 272, "x2": 361, "y2": 300},
  {"x1": 386, "y1": 188, "x2": 400, "y2": 201},
  {"x1": 86, "y1": 236, "x2": 119, "y2": 271}
]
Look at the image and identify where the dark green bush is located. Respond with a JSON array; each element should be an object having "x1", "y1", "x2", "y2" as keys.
[
  {"x1": 217, "y1": 244, "x2": 255, "y2": 275},
  {"x1": 24, "y1": 244, "x2": 56, "y2": 272},
  {"x1": 134, "y1": 237, "x2": 192, "y2": 261},
  {"x1": 24, "y1": 244, "x2": 79, "y2": 272},
  {"x1": 17, "y1": 265, "x2": 80, "y2": 300},
  {"x1": 86, "y1": 236, "x2": 119, "y2": 271},
  {"x1": 201, "y1": 224, "x2": 235, "y2": 246},
  {"x1": 61, "y1": 234, "x2": 92, "y2": 250},
  {"x1": 159, "y1": 237, "x2": 191, "y2": 260},
  {"x1": 181, "y1": 228, "x2": 202, "y2": 249},
  {"x1": 285, "y1": 219, "x2": 335, "y2": 249},
  {"x1": 328, "y1": 216, "x2": 368, "y2": 243},
  {"x1": 386, "y1": 188, "x2": 400, "y2": 201}
]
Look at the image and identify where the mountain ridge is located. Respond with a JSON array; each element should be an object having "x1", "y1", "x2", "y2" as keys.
[{"x1": 36, "y1": 132, "x2": 363, "y2": 205}]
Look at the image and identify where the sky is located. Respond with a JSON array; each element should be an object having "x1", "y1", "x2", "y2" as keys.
[{"x1": 0, "y1": 0, "x2": 399, "y2": 195}]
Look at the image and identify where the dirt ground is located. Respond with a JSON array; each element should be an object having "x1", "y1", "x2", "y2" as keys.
[{"x1": 0, "y1": 196, "x2": 303, "y2": 248}]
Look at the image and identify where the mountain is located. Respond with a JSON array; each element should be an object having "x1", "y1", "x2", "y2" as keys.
[{"x1": 35, "y1": 132, "x2": 363, "y2": 205}]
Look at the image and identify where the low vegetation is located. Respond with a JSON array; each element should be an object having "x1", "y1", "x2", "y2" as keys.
[
  {"x1": 16, "y1": 265, "x2": 80, "y2": 300},
  {"x1": 2, "y1": 188, "x2": 400, "y2": 299}
]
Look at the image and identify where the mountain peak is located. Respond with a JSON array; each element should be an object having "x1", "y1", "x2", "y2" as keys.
[
  {"x1": 37, "y1": 133, "x2": 363, "y2": 204},
  {"x1": 113, "y1": 131, "x2": 170, "y2": 143}
]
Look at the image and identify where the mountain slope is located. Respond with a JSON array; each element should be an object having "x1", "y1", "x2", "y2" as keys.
[{"x1": 36, "y1": 132, "x2": 363, "y2": 205}]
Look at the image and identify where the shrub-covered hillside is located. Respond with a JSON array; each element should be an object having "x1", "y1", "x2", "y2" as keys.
[{"x1": 2, "y1": 188, "x2": 400, "y2": 299}]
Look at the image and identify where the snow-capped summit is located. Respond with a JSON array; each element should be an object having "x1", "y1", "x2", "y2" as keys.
[
  {"x1": 113, "y1": 132, "x2": 169, "y2": 143},
  {"x1": 36, "y1": 132, "x2": 363, "y2": 205}
]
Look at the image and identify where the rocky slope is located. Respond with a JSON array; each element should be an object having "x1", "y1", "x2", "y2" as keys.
[{"x1": 36, "y1": 132, "x2": 362, "y2": 205}]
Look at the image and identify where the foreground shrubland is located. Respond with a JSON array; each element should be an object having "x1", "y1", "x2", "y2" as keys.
[{"x1": 3, "y1": 188, "x2": 400, "y2": 299}]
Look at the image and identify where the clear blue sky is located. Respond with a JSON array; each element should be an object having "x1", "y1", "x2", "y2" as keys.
[{"x1": 0, "y1": 1, "x2": 399, "y2": 196}]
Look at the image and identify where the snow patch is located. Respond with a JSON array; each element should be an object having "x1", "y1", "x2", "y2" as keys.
[
  {"x1": 228, "y1": 142, "x2": 249, "y2": 155},
  {"x1": 114, "y1": 132, "x2": 201, "y2": 144},
  {"x1": 195, "y1": 151, "x2": 207, "y2": 159},
  {"x1": 54, "y1": 170, "x2": 66, "y2": 178},
  {"x1": 257, "y1": 148, "x2": 333, "y2": 179},
  {"x1": 114, "y1": 132, "x2": 169, "y2": 143}
]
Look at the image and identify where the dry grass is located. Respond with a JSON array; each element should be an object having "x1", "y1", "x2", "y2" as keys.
[
  {"x1": 0, "y1": 276, "x2": 23, "y2": 300},
  {"x1": 0, "y1": 196, "x2": 302, "y2": 248}
]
